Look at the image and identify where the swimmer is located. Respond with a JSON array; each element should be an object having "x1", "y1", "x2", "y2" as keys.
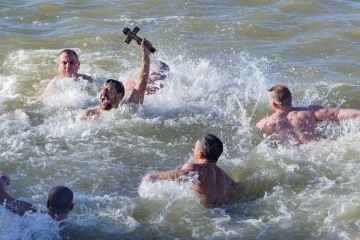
[
  {"x1": 79, "y1": 38, "x2": 153, "y2": 121},
  {"x1": 141, "y1": 134, "x2": 235, "y2": 208},
  {"x1": 257, "y1": 84, "x2": 360, "y2": 146},
  {"x1": 44, "y1": 49, "x2": 169, "y2": 97},
  {"x1": 0, "y1": 171, "x2": 74, "y2": 237},
  {"x1": 43, "y1": 49, "x2": 93, "y2": 95}
]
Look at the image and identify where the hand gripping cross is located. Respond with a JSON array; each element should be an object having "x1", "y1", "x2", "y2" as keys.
[{"x1": 123, "y1": 26, "x2": 156, "y2": 53}]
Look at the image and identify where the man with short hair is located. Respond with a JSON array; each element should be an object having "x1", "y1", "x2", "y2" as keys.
[
  {"x1": 0, "y1": 171, "x2": 74, "y2": 227},
  {"x1": 46, "y1": 186, "x2": 75, "y2": 222},
  {"x1": 141, "y1": 134, "x2": 235, "y2": 208},
  {"x1": 43, "y1": 49, "x2": 93, "y2": 95},
  {"x1": 44, "y1": 47, "x2": 169, "y2": 97},
  {"x1": 79, "y1": 38, "x2": 153, "y2": 121},
  {"x1": 257, "y1": 84, "x2": 360, "y2": 146},
  {"x1": 56, "y1": 49, "x2": 93, "y2": 82}
]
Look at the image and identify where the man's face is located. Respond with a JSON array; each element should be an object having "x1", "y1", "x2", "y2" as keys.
[
  {"x1": 57, "y1": 52, "x2": 80, "y2": 78},
  {"x1": 99, "y1": 82, "x2": 120, "y2": 110},
  {"x1": 148, "y1": 63, "x2": 167, "y2": 83}
]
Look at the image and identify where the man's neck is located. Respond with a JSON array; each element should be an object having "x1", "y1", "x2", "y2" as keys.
[
  {"x1": 48, "y1": 211, "x2": 68, "y2": 223},
  {"x1": 59, "y1": 73, "x2": 78, "y2": 79},
  {"x1": 198, "y1": 159, "x2": 217, "y2": 165},
  {"x1": 275, "y1": 106, "x2": 293, "y2": 113}
]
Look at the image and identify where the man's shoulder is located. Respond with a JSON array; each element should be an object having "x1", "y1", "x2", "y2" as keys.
[
  {"x1": 84, "y1": 106, "x2": 100, "y2": 113},
  {"x1": 292, "y1": 105, "x2": 324, "y2": 112},
  {"x1": 80, "y1": 106, "x2": 101, "y2": 121},
  {"x1": 257, "y1": 114, "x2": 278, "y2": 127},
  {"x1": 77, "y1": 73, "x2": 93, "y2": 82},
  {"x1": 181, "y1": 162, "x2": 197, "y2": 171}
]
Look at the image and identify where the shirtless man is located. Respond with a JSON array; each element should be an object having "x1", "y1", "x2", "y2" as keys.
[
  {"x1": 79, "y1": 38, "x2": 153, "y2": 121},
  {"x1": 0, "y1": 172, "x2": 74, "y2": 236},
  {"x1": 43, "y1": 49, "x2": 93, "y2": 95},
  {"x1": 44, "y1": 48, "x2": 168, "y2": 96},
  {"x1": 256, "y1": 84, "x2": 360, "y2": 146},
  {"x1": 141, "y1": 134, "x2": 235, "y2": 208}
]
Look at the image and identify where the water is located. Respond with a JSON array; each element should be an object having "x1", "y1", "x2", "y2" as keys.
[{"x1": 1, "y1": 0, "x2": 360, "y2": 239}]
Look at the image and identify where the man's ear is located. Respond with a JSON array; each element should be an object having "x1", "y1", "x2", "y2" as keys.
[
  {"x1": 70, "y1": 203, "x2": 74, "y2": 211},
  {"x1": 198, "y1": 151, "x2": 206, "y2": 159},
  {"x1": 194, "y1": 150, "x2": 202, "y2": 160},
  {"x1": 272, "y1": 101, "x2": 280, "y2": 110},
  {"x1": 113, "y1": 93, "x2": 123, "y2": 109},
  {"x1": 75, "y1": 61, "x2": 81, "y2": 72},
  {"x1": 46, "y1": 200, "x2": 50, "y2": 209},
  {"x1": 116, "y1": 93, "x2": 123, "y2": 102}
]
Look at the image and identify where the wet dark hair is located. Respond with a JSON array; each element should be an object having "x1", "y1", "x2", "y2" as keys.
[
  {"x1": 59, "y1": 49, "x2": 79, "y2": 59},
  {"x1": 105, "y1": 79, "x2": 125, "y2": 96},
  {"x1": 158, "y1": 61, "x2": 170, "y2": 73},
  {"x1": 198, "y1": 134, "x2": 223, "y2": 162},
  {"x1": 154, "y1": 61, "x2": 170, "y2": 80},
  {"x1": 48, "y1": 186, "x2": 73, "y2": 215}
]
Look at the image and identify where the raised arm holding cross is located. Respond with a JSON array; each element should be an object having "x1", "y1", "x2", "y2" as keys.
[
  {"x1": 79, "y1": 37, "x2": 154, "y2": 120},
  {"x1": 123, "y1": 26, "x2": 156, "y2": 53}
]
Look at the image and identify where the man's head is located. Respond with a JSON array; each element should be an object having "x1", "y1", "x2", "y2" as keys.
[
  {"x1": 268, "y1": 84, "x2": 292, "y2": 110},
  {"x1": 194, "y1": 134, "x2": 223, "y2": 163},
  {"x1": 148, "y1": 61, "x2": 170, "y2": 83},
  {"x1": 47, "y1": 186, "x2": 74, "y2": 215},
  {"x1": 57, "y1": 49, "x2": 80, "y2": 78},
  {"x1": 99, "y1": 79, "x2": 125, "y2": 110}
]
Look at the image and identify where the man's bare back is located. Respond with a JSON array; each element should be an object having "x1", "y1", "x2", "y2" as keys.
[
  {"x1": 182, "y1": 162, "x2": 234, "y2": 207},
  {"x1": 141, "y1": 134, "x2": 235, "y2": 208},
  {"x1": 257, "y1": 85, "x2": 360, "y2": 146},
  {"x1": 257, "y1": 106, "x2": 323, "y2": 145}
]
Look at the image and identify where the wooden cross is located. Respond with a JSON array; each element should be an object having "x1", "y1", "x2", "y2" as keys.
[{"x1": 123, "y1": 26, "x2": 156, "y2": 53}]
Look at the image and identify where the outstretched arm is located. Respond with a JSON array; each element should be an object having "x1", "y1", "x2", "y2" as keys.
[
  {"x1": 256, "y1": 118, "x2": 276, "y2": 136},
  {"x1": 141, "y1": 163, "x2": 196, "y2": 183},
  {"x1": 142, "y1": 169, "x2": 190, "y2": 183},
  {"x1": 0, "y1": 172, "x2": 37, "y2": 216},
  {"x1": 128, "y1": 38, "x2": 152, "y2": 104},
  {"x1": 315, "y1": 107, "x2": 360, "y2": 121}
]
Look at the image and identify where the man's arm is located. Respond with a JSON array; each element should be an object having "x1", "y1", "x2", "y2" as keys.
[
  {"x1": 0, "y1": 172, "x2": 37, "y2": 216},
  {"x1": 141, "y1": 163, "x2": 195, "y2": 183},
  {"x1": 142, "y1": 169, "x2": 190, "y2": 183},
  {"x1": 77, "y1": 73, "x2": 93, "y2": 83},
  {"x1": 256, "y1": 118, "x2": 275, "y2": 136},
  {"x1": 315, "y1": 107, "x2": 360, "y2": 121},
  {"x1": 128, "y1": 38, "x2": 152, "y2": 104}
]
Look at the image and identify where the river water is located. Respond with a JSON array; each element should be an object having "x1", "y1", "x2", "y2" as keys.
[{"x1": 1, "y1": 0, "x2": 360, "y2": 239}]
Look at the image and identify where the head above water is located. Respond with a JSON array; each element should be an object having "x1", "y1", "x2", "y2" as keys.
[
  {"x1": 268, "y1": 84, "x2": 292, "y2": 110},
  {"x1": 196, "y1": 134, "x2": 223, "y2": 163},
  {"x1": 59, "y1": 49, "x2": 79, "y2": 59},
  {"x1": 57, "y1": 49, "x2": 80, "y2": 78},
  {"x1": 99, "y1": 79, "x2": 125, "y2": 110},
  {"x1": 149, "y1": 61, "x2": 170, "y2": 82},
  {"x1": 47, "y1": 186, "x2": 74, "y2": 215},
  {"x1": 105, "y1": 79, "x2": 125, "y2": 95}
]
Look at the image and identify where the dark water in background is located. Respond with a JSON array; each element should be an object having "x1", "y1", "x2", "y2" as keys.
[{"x1": 1, "y1": 0, "x2": 360, "y2": 239}]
